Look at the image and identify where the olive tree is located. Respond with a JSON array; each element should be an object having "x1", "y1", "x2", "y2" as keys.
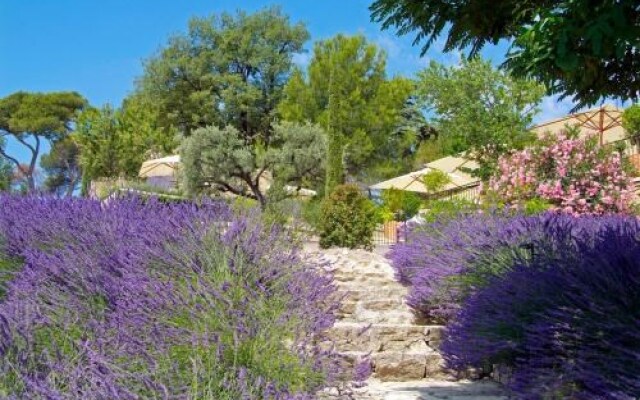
[{"x1": 181, "y1": 122, "x2": 326, "y2": 207}]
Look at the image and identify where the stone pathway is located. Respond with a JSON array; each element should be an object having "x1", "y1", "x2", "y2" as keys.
[
  {"x1": 304, "y1": 245, "x2": 507, "y2": 400},
  {"x1": 355, "y1": 379, "x2": 509, "y2": 400}
]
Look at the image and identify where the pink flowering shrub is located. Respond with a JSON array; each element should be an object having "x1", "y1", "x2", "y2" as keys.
[{"x1": 489, "y1": 130, "x2": 634, "y2": 214}]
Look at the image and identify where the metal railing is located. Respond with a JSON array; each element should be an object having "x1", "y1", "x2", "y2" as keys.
[{"x1": 371, "y1": 222, "x2": 409, "y2": 246}]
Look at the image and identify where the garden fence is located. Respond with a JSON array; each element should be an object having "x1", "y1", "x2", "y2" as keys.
[{"x1": 371, "y1": 222, "x2": 408, "y2": 246}]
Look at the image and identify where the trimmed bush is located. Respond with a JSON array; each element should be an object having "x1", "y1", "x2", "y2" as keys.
[
  {"x1": 319, "y1": 184, "x2": 379, "y2": 250},
  {"x1": 0, "y1": 195, "x2": 352, "y2": 399},
  {"x1": 443, "y1": 215, "x2": 640, "y2": 399}
]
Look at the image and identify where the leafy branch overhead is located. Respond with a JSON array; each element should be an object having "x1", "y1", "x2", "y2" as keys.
[
  {"x1": 422, "y1": 170, "x2": 451, "y2": 194},
  {"x1": 371, "y1": 0, "x2": 640, "y2": 108}
]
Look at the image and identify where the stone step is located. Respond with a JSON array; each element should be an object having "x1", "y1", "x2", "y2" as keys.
[
  {"x1": 337, "y1": 298, "x2": 410, "y2": 320},
  {"x1": 351, "y1": 379, "x2": 509, "y2": 400},
  {"x1": 328, "y1": 322, "x2": 444, "y2": 353},
  {"x1": 305, "y1": 247, "x2": 484, "y2": 391},
  {"x1": 374, "y1": 351, "x2": 450, "y2": 382},
  {"x1": 333, "y1": 274, "x2": 400, "y2": 286},
  {"x1": 340, "y1": 310, "x2": 416, "y2": 324},
  {"x1": 334, "y1": 282, "x2": 403, "y2": 291},
  {"x1": 331, "y1": 265, "x2": 394, "y2": 277},
  {"x1": 339, "y1": 350, "x2": 451, "y2": 382},
  {"x1": 359, "y1": 298, "x2": 407, "y2": 312},
  {"x1": 337, "y1": 289, "x2": 409, "y2": 303}
]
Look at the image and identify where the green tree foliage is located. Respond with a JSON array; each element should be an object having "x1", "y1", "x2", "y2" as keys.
[
  {"x1": 181, "y1": 122, "x2": 326, "y2": 207},
  {"x1": 117, "y1": 95, "x2": 177, "y2": 172},
  {"x1": 421, "y1": 169, "x2": 451, "y2": 194},
  {"x1": 278, "y1": 34, "x2": 413, "y2": 191},
  {"x1": 319, "y1": 184, "x2": 379, "y2": 250},
  {"x1": 0, "y1": 162, "x2": 10, "y2": 192},
  {"x1": 75, "y1": 97, "x2": 175, "y2": 194},
  {"x1": 138, "y1": 7, "x2": 308, "y2": 138},
  {"x1": 370, "y1": 0, "x2": 640, "y2": 108},
  {"x1": 0, "y1": 163, "x2": 11, "y2": 193},
  {"x1": 40, "y1": 136, "x2": 81, "y2": 197},
  {"x1": 413, "y1": 139, "x2": 447, "y2": 168},
  {"x1": 0, "y1": 91, "x2": 86, "y2": 192},
  {"x1": 416, "y1": 58, "x2": 544, "y2": 179},
  {"x1": 388, "y1": 96, "x2": 445, "y2": 172},
  {"x1": 622, "y1": 104, "x2": 640, "y2": 142},
  {"x1": 380, "y1": 188, "x2": 422, "y2": 221},
  {"x1": 0, "y1": 138, "x2": 12, "y2": 192},
  {"x1": 269, "y1": 122, "x2": 327, "y2": 191},
  {"x1": 394, "y1": 97, "x2": 430, "y2": 140},
  {"x1": 75, "y1": 105, "x2": 120, "y2": 191}
]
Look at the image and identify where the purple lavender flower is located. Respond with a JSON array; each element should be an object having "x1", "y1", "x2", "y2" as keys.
[
  {"x1": 388, "y1": 211, "x2": 561, "y2": 321},
  {"x1": 441, "y1": 214, "x2": 640, "y2": 399},
  {"x1": 0, "y1": 195, "x2": 350, "y2": 399}
]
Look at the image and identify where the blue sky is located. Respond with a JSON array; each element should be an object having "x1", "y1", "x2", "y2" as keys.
[{"x1": 1, "y1": 0, "x2": 581, "y2": 163}]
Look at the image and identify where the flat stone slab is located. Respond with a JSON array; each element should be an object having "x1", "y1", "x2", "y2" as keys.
[{"x1": 354, "y1": 379, "x2": 508, "y2": 400}]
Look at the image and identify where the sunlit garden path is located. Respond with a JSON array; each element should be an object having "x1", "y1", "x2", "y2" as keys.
[{"x1": 303, "y1": 244, "x2": 507, "y2": 400}]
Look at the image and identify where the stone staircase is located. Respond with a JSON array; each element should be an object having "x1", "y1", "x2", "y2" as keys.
[
  {"x1": 316, "y1": 247, "x2": 449, "y2": 383},
  {"x1": 304, "y1": 245, "x2": 507, "y2": 400}
]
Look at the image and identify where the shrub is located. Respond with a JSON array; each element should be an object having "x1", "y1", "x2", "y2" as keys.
[
  {"x1": 381, "y1": 189, "x2": 422, "y2": 221},
  {"x1": 263, "y1": 197, "x2": 302, "y2": 226},
  {"x1": 319, "y1": 184, "x2": 379, "y2": 250},
  {"x1": 420, "y1": 198, "x2": 479, "y2": 223},
  {"x1": 488, "y1": 130, "x2": 634, "y2": 214},
  {"x1": 421, "y1": 169, "x2": 451, "y2": 194},
  {"x1": 230, "y1": 196, "x2": 260, "y2": 213},
  {"x1": 301, "y1": 197, "x2": 323, "y2": 231},
  {"x1": 521, "y1": 197, "x2": 553, "y2": 215},
  {"x1": 442, "y1": 215, "x2": 640, "y2": 399},
  {"x1": 0, "y1": 195, "x2": 352, "y2": 399}
]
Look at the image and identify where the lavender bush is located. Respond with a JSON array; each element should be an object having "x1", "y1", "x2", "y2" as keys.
[
  {"x1": 0, "y1": 195, "x2": 349, "y2": 399},
  {"x1": 388, "y1": 212, "x2": 563, "y2": 322},
  {"x1": 443, "y1": 215, "x2": 640, "y2": 398}
]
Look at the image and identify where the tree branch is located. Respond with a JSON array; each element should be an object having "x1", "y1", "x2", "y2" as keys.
[
  {"x1": 212, "y1": 179, "x2": 254, "y2": 199},
  {"x1": 254, "y1": 165, "x2": 269, "y2": 187},
  {"x1": 13, "y1": 135, "x2": 37, "y2": 155},
  {"x1": 31, "y1": 136, "x2": 40, "y2": 168},
  {"x1": 0, "y1": 146, "x2": 21, "y2": 169}
]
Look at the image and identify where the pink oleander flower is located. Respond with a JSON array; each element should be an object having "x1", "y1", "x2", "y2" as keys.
[{"x1": 488, "y1": 130, "x2": 634, "y2": 215}]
